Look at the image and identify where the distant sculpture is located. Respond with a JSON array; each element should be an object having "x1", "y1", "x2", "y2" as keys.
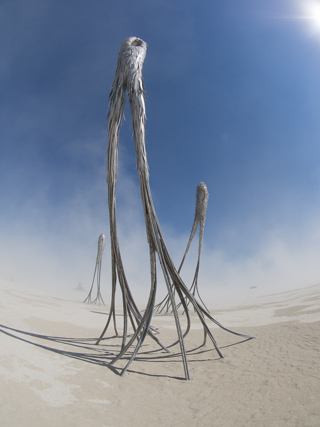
[
  {"x1": 96, "y1": 37, "x2": 253, "y2": 379},
  {"x1": 76, "y1": 282, "x2": 84, "y2": 291},
  {"x1": 155, "y1": 181, "x2": 209, "y2": 313},
  {"x1": 83, "y1": 233, "x2": 106, "y2": 305}
]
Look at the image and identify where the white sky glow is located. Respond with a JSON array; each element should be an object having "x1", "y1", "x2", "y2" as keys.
[{"x1": 291, "y1": 1, "x2": 320, "y2": 32}]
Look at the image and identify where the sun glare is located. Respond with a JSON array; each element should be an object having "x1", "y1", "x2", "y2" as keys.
[{"x1": 296, "y1": 0, "x2": 320, "y2": 32}]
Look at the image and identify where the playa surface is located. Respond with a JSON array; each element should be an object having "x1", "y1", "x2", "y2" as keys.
[{"x1": 0, "y1": 281, "x2": 319, "y2": 426}]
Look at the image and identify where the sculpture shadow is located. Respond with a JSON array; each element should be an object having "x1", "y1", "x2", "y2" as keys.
[{"x1": 0, "y1": 323, "x2": 252, "y2": 380}]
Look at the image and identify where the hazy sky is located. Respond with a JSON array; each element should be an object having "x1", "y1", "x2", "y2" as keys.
[{"x1": 1, "y1": 0, "x2": 320, "y2": 299}]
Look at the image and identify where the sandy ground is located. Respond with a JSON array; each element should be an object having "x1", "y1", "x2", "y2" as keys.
[{"x1": 0, "y1": 281, "x2": 319, "y2": 427}]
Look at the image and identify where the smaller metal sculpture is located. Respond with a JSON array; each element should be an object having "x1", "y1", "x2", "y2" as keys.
[
  {"x1": 155, "y1": 182, "x2": 209, "y2": 313},
  {"x1": 83, "y1": 234, "x2": 106, "y2": 305}
]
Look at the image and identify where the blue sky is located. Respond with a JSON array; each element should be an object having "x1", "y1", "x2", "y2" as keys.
[{"x1": 1, "y1": 0, "x2": 320, "y2": 298}]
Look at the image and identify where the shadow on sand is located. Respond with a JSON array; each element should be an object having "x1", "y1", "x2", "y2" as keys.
[{"x1": 0, "y1": 323, "x2": 252, "y2": 380}]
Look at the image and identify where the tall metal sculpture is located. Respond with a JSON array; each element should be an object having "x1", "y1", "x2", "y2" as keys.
[
  {"x1": 83, "y1": 233, "x2": 106, "y2": 305},
  {"x1": 154, "y1": 181, "x2": 210, "y2": 313},
  {"x1": 96, "y1": 37, "x2": 253, "y2": 379}
]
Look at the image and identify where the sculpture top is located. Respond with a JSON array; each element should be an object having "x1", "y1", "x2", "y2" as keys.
[
  {"x1": 114, "y1": 37, "x2": 147, "y2": 96},
  {"x1": 195, "y1": 182, "x2": 209, "y2": 223},
  {"x1": 96, "y1": 233, "x2": 106, "y2": 263}
]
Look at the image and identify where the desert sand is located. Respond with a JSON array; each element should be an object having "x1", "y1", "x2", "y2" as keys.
[{"x1": 0, "y1": 280, "x2": 319, "y2": 427}]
